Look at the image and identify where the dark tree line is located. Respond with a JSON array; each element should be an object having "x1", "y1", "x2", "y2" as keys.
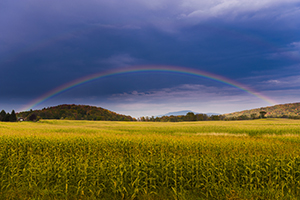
[
  {"x1": 0, "y1": 110, "x2": 17, "y2": 122},
  {"x1": 139, "y1": 111, "x2": 284, "y2": 122},
  {"x1": 139, "y1": 112, "x2": 226, "y2": 122}
]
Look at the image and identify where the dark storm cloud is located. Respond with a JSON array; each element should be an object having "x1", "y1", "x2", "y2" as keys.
[{"x1": 1, "y1": 0, "x2": 300, "y2": 115}]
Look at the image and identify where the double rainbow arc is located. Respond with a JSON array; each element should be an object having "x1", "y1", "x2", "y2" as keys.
[{"x1": 22, "y1": 65, "x2": 276, "y2": 111}]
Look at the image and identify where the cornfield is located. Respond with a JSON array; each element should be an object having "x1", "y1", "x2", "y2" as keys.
[{"x1": 1, "y1": 119, "x2": 300, "y2": 199}]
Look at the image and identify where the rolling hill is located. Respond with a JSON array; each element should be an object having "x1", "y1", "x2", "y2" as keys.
[
  {"x1": 17, "y1": 104, "x2": 136, "y2": 121},
  {"x1": 224, "y1": 102, "x2": 300, "y2": 119}
]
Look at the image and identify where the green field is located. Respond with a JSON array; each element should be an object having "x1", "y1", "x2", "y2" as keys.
[{"x1": 1, "y1": 119, "x2": 300, "y2": 199}]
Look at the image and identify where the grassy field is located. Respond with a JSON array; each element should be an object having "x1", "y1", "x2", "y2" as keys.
[{"x1": 1, "y1": 119, "x2": 300, "y2": 199}]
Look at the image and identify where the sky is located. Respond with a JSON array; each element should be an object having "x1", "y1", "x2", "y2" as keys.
[{"x1": 1, "y1": 0, "x2": 300, "y2": 118}]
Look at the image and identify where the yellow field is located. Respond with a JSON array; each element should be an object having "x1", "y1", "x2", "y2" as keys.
[{"x1": 1, "y1": 119, "x2": 300, "y2": 199}]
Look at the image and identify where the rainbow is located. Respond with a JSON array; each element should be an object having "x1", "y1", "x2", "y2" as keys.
[{"x1": 21, "y1": 65, "x2": 276, "y2": 111}]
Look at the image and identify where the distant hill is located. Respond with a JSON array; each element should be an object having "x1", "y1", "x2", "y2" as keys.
[
  {"x1": 224, "y1": 102, "x2": 300, "y2": 119},
  {"x1": 156, "y1": 110, "x2": 194, "y2": 117},
  {"x1": 205, "y1": 113, "x2": 221, "y2": 116},
  {"x1": 17, "y1": 104, "x2": 136, "y2": 121},
  {"x1": 156, "y1": 110, "x2": 220, "y2": 117}
]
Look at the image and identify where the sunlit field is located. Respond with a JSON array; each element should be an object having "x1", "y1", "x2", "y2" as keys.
[{"x1": 1, "y1": 119, "x2": 300, "y2": 199}]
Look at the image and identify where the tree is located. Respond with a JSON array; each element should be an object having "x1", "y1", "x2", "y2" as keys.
[
  {"x1": 196, "y1": 114, "x2": 208, "y2": 121},
  {"x1": 185, "y1": 112, "x2": 196, "y2": 121},
  {"x1": 259, "y1": 111, "x2": 267, "y2": 118},
  {"x1": 9, "y1": 110, "x2": 17, "y2": 122},
  {"x1": 3, "y1": 113, "x2": 10, "y2": 122},
  {"x1": 237, "y1": 115, "x2": 249, "y2": 120},
  {"x1": 28, "y1": 113, "x2": 37, "y2": 121},
  {"x1": 251, "y1": 113, "x2": 257, "y2": 119},
  {"x1": 169, "y1": 116, "x2": 178, "y2": 122},
  {"x1": 0, "y1": 110, "x2": 6, "y2": 121},
  {"x1": 211, "y1": 115, "x2": 221, "y2": 120}
]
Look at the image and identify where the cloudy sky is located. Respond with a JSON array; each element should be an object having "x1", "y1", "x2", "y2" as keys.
[{"x1": 1, "y1": 0, "x2": 300, "y2": 117}]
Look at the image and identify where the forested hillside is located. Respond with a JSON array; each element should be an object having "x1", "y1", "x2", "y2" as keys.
[
  {"x1": 224, "y1": 102, "x2": 300, "y2": 119},
  {"x1": 17, "y1": 104, "x2": 136, "y2": 121}
]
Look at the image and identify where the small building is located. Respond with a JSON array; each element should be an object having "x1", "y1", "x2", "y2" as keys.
[{"x1": 18, "y1": 117, "x2": 24, "y2": 122}]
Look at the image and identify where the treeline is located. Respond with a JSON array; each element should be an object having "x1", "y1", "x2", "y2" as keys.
[
  {"x1": 0, "y1": 110, "x2": 17, "y2": 122},
  {"x1": 139, "y1": 112, "x2": 226, "y2": 122},
  {"x1": 139, "y1": 111, "x2": 299, "y2": 122},
  {"x1": 17, "y1": 104, "x2": 136, "y2": 121},
  {"x1": 226, "y1": 114, "x2": 300, "y2": 120}
]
